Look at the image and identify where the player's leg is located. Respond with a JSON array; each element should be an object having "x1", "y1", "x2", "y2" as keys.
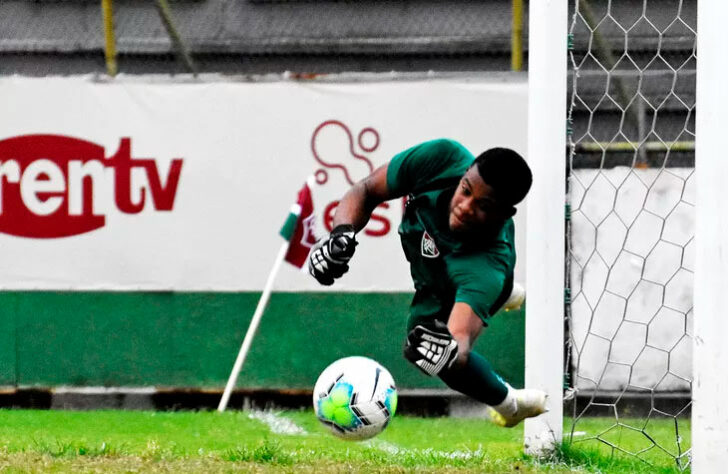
[
  {"x1": 402, "y1": 289, "x2": 546, "y2": 427},
  {"x1": 403, "y1": 317, "x2": 546, "y2": 427},
  {"x1": 403, "y1": 308, "x2": 517, "y2": 407},
  {"x1": 444, "y1": 306, "x2": 547, "y2": 427},
  {"x1": 499, "y1": 281, "x2": 525, "y2": 313},
  {"x1": 436, "y1": 303, "x2": 510, "y2": 405}
]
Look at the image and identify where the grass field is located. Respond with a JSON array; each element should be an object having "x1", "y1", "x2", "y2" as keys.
[{"x1": 0, "y1": 409, "x2": 690, "y2": 473}]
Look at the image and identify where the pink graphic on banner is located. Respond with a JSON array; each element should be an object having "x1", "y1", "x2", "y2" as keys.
[
  {"x1": 310, "y1": 120, "x2": 379, "y2": 185},
  {"x1": 310, "y1": 120, "x2": 401, "y2": 238}
]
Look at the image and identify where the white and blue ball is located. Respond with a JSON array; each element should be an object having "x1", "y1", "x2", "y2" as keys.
[{"x1": 313, "y1": 356, "x2": 397, "y2": 440}]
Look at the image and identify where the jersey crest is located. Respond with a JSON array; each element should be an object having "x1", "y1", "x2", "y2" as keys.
[{"x1": 421, "y1": 231, "x2": 440, "y2": 258}]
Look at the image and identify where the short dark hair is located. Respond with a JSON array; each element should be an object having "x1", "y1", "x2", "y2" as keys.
[{"x1": 473, "y1": 147, "x2": 532, "y2": 206}]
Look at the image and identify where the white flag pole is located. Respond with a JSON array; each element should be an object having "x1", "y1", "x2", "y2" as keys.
[{"x1": 218, "y1": 241, "x2": 290, "y2": 412}]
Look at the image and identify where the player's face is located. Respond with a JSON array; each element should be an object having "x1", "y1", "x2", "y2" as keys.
[{"x1": 448, "y1": 166, "x2": 513, "y2": 234}]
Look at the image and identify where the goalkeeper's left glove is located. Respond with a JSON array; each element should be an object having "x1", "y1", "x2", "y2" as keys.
[{"x1": 404, "y1": 321, "x2": 459, "y2": 376}]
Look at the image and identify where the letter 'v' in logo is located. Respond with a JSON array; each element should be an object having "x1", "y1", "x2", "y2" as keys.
[{"x1": 421, "y1": 231, "x2": 440, "y2": 258}]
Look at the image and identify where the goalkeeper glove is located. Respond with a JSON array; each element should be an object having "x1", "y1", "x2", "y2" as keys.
[
  {"x1": 404, "y1": 321, "x2": 459, "y2": 376},
  {"x1": 308, "y1": 224, "x2": 357, "y2": 286}
]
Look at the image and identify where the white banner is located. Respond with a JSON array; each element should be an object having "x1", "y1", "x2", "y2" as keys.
[{"x1": 0, "y1": 75, "x2": 527, "y2": 291}]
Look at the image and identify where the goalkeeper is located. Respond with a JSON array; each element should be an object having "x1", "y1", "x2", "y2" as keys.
[{"x1": 308, "y1": 138, "x2": 547, "y2": 427}]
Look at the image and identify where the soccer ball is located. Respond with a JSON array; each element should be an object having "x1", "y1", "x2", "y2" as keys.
[{"x1": 313, "y1": 356, "x2": 397, "y2": 440}]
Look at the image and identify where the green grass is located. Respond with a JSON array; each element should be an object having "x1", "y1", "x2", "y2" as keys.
[
  {"x1": 0, "y1": 410, "x2": 690, "y2": 473},
  {"x1": 558, "y1": 415, "x2": 691, "y2": 472}
]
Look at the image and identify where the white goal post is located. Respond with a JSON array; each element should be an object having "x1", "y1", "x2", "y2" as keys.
[
  {"x1": 693, "y1": 0, "x2": 728, "y2": 471},
  {"x1": 524, "y1": 0, "x2": 567, "y2": 453}
]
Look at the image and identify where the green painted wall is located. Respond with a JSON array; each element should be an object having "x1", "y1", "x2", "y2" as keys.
[{"x1": 0, "y1": 292, "x2": 524, "y2": 390}]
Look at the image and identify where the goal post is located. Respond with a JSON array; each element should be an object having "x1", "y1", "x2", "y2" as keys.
[
  {"x1": 526, "y1": 0, "x2": 728, "y2": 469},
  {"x1": 524, "y1": 0, "x2": 568, "y2": 453},
  {"x1": 693, "y1": 0, "x2": 728, "y2": 471}
]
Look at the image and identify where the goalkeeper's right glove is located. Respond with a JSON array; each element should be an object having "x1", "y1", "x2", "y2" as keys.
[{"x1": 308, "y1": 224, "x2": 357, "y2": 286}]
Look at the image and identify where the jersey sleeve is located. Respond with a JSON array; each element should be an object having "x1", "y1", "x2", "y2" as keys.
[{"x1": 386, "y1": 139, "x2": 473, "y2": 196}]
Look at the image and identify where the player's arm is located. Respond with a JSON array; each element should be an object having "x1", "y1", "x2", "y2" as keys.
[
  {"x1": 333, "y1": 164, "x2": 397, "y2": 232},
  {"x1": 447, "y1": 302, "x2": 484, "y2": 367},
  {"x1": 309, "y1": 163, "x2": 401, "y2": 286},
  {"x1": 309, "y1": 139, "x2": 462, "y2": 286}
]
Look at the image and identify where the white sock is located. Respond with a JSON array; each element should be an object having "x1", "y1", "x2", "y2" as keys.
[{"x1": 492, "y1": 385, "x2": 517, "y2": 416}]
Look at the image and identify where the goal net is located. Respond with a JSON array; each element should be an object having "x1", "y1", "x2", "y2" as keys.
[{"x1": 565, "y1": 0, "x2": 695, "y2": 468}]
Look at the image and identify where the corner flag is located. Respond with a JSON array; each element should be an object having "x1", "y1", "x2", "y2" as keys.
[
  {"x1": 218, "y1": 179, "x2": 317, "y2": 412},
  {"x1": 279, "y1": 180, "x2": 317, "y2": 268}
]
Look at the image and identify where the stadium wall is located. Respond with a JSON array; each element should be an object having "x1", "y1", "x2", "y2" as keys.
[{"x1": 0, "y1": 292, "x2": 525, "y2": 391}]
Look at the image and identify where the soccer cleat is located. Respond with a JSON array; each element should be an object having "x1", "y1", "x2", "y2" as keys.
[
  {"x1": 500, "y1": 282, "x2": 525, "y2": 313},
  {"x1": 487, "y1": 388, "x2": 548, "y2": 428}
]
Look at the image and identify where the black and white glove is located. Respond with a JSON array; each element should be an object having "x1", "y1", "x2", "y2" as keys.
[
  {"x1": 404, "y1": 321, "x2": 459, "y2": 376},
  {"x1": 308, "y1": 224, "x2": 357, "y2": 286}
]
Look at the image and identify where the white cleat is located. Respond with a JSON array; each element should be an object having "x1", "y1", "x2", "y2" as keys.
[
  {"x1": 487, "y1": 388, "x2": 548, "y2": 428},
  {"x1": 500, "y1": 282, "x2": 525, "y2": 313}
]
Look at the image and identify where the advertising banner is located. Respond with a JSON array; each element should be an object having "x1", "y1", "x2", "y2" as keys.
[{"x1": 0, "y1": 76, "x2": 527, "y2": 291}]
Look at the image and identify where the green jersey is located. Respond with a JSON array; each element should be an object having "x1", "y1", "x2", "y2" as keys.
[{"x1": 386, "y1": 139, "x2": 516, "y2": 327}]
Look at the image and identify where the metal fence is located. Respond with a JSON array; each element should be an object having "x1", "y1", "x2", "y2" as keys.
[{"x1": 1, "y1": 0, "x2": 521, "y2": 76}]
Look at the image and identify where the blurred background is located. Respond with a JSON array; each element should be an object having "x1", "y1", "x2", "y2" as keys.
[{"x1": 1, "y1": 0, "x2": 522, "y2": 76}]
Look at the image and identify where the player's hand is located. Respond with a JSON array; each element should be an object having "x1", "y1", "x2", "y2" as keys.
[
  {"x1": 308, "y1": 224, "x2": 357, "y2": 286},
  {"x1": 404, "y1": 321, "x2": 459, "y2": 376}
]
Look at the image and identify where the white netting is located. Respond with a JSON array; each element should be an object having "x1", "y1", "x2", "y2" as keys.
[{"x1": 566, "y1": 0, "x2": 695, "y2": 469}]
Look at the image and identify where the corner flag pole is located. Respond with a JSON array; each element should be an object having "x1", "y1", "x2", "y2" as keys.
[{"x1": 217, "y1": 241, "x2": 290, "y2": 412}]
